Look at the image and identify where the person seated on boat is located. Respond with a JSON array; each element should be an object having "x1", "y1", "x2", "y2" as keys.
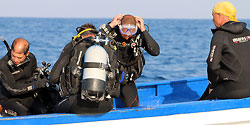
[
  {"x1": 99, "y1": 14, "x2": 160, "y2": 107},
  {"x1": 200, "y1": 1, "x2": 250, "y2": 100},
  {"x1": 0, "y1": 38, "x2": 48, "y2": 116},
  {"x1": 49, "y1": 23, "x2": 119, "y2": 113}
]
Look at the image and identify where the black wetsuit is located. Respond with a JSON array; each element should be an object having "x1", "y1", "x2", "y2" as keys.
[
  {"x1": 100, "y1": 24, "x2": 160, "y2": 107},
  {"x1": 49, "y1": 37, "x2": 117, "y2": 113},
  {"x1": 0, "y1": 53, "x2": 47, "y2": 116},
  {"x1": 200, "y1": 21, "x2": 250, "y2": 100}
]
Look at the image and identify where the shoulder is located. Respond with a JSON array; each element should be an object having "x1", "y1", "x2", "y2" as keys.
[
  {"x1": 28, "y1": 52, "x2": 37, "y2": 62},
  {"x1": 244, "y1": 27, "x2": 250, "y2": 35},
  {"x1": 0, "y1": 54, "x2": 9, "y2": 70},
  {"x1": 212, "y1": 30, "x2": 226, "y2": 38},
  {"x1": 64, "y1": 42, "x2": 73, "y2": 49},
  {"x1": 0, "y1": 54, "x2": 9, "y2": 65},
  {"x1": 63, "y1": 42, "x2": 73, "y2": 52},
  {"x1": 211, "y1": 30, "x2": 227, "y2": 44},
  {"x1": 0, "y1": 54, "x2": 9, "y2": 62},
  {"x1": 27, "y1": 52, "x2": 37, "y2": 68},
  {"x1": 56, "y1": 42, "x2": 73, "y2": 58}
]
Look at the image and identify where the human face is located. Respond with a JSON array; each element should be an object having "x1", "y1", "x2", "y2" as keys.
[
  {"x1": 121, "y1": 33, "x2": 133, "y2": 40},
  {"x1": 119, "y1": 24, "x2": 137, "y2": 40},
  {"x1": 119, "y1": 24, "x2": 137, "y2": 36},
  {"x1": 212, "y1": 13, "x2": 222, "y2": 28},
  {"x1": 11, "y1": 49, "x2": 27, "y2": 65}
]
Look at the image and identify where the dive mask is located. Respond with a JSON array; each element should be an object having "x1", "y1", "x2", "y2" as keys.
[{"x1": 119, "y1": 24, "x2": 137, "y2": 36}]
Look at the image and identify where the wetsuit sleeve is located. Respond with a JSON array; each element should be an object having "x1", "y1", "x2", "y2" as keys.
[
  {"x1": 0, "y1": 71, "x2": 47, "y2": 96},
  {"x1": 99, "y1": 23, "x2": 116, "y2": 35},
  {"x1": 106, "y1": 23, "x2": 114, "y2": 32},
  {"x1": 49, "y1": 42, "x2": 73, "y2": 84},
  {"x1": 0, "y1": 57, "x2": 46, "y2": 96},
  {"x1": 206, "y1": 32, "x2": 224, "y2": 87},
  {"x1": 141, "y1": 30, "x2": 160, "y2": 56}
]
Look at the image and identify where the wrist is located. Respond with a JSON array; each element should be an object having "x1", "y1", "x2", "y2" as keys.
[
  {"x1": 139, "y1": 24, "x2": 146, "y2": 32},
  {"x1": 140, "y1": 28, "x2": 145, "y2": 32},
  {"x1": 140, "y1": 27, "x2": 146, "y2": 32},
  {"x1": 109, "y1": 22, "x2": 116, "y2": 28}
]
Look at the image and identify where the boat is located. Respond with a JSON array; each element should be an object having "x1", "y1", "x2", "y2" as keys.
[{"x1": 1, "y1": 76, "x2": 250, "y2": 124}]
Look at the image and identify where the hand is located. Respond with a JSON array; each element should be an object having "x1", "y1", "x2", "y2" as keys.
[
  {"x1": 209, "y1": 88, "x2": 213, "y2": 94},
  {"x1": 135, "y1": 16, "x2": 145, "y2": 32},
  {"x1": 109, "y1": 14, "x2": 124, "y2": 28}
]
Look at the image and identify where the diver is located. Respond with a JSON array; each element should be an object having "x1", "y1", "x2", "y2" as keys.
[
  {"x1": 0, "y1": 38, "x2": 48, "y2": 116},
  {"x1": 49, "y1": 23, "x2": 119, "y2": 113},
  {"x1": 200, "y1": 1, "x2": 250, "y2": 100},
  {"x1": 99, "y1": 14, "x2": 160, "y2": 107}
]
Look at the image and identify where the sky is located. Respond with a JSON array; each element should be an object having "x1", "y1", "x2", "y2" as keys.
[{"x1": 0, "y1": 0, "x2": 250, "y2": 19}]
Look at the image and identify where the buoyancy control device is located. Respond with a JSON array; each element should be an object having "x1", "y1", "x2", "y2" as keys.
[{"x1": 55, "y1": 29, "x2": 118, "y2": 102}]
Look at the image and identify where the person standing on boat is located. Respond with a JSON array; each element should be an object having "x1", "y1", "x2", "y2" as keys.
[
  {"x1": 200, "y1": 1, "x2": 250, "y2": 100},
  {"x1": 0, "y1": 38, "x2": 48, "y2": 116},
  {"x1": 100, "y1": 14, "x2": 160, "y2": 107},
  {"x1": 49, "y1": 24, "x2": 119, "y2": 113}
]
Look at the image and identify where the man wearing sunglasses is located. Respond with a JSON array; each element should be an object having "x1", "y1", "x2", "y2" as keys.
[
  {"x1": 100, "y1": 14, "x2": 160, "y2": 107},
  {"x1": 0, "y1": 38, "x2": 48, "y2": 116}
]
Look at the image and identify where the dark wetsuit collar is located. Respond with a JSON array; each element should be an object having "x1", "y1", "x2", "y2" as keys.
[
  {"x1": 8, "y1": 56, "x2": 30, "y2": 69},
  {"x1": 211, "y1": 21, "x2": 247, "y2": 34}
]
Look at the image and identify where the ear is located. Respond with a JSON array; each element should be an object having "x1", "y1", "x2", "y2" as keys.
[{"x1": 25, "y1": 51, "x2": 30, "y2": 57}]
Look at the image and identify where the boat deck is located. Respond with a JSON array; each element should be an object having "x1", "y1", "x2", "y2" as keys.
[{"x1": 1, "y1": 76, "x2": 250, "y2": 124}]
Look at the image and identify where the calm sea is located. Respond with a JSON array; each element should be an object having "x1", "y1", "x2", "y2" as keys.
[{"x1": 0, "y1": 17, "x2": 250, "y2": 82}]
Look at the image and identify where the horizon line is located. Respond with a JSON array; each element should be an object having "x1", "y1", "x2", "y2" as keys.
[{"x1": 0, "y1": 16, "x2": 249, "y2": 20}]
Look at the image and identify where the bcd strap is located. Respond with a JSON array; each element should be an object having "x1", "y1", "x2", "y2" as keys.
[
  {"x1": 83, "y1": 62, "x2": 107, "y2": 70},
  {"x1": 58, "y1": 67, "x2": 69, "y2": 97}
]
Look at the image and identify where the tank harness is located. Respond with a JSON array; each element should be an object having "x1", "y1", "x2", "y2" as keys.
[{"x1": 57, "y1": 29, "x2": 118, "y2": 102}]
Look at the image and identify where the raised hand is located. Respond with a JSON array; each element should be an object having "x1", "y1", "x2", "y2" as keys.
[
  {"x1": 135, "y1": 16, "x2": 145, "y2": 32},
  {"x1": 109, "y1": 14, "x2": 124, "y2": 28}
]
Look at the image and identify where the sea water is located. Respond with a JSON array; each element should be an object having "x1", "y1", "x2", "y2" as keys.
[{"x1": 0, "y1": 17, "x2": 249, "y2": 82}]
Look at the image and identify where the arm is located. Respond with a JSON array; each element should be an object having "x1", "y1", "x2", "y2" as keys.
[
  {"x1": 0, "y1": 71, "x2": 46, "y2": 96},
  {"x1": 206, "y1": 32, "x2": 224, "y2": 87},
  {"x1": 0, "y1": 58, "x2": 46, "y2": 96},
  {"x1": 135, "y1": 16, "x2": 160, "y2": 56},
  {"x1": 99, "y1": 14, "x2": 123, "y2": 35},
  {"x1": 49, "y1": 42, "x2": 73, "y2": 84},
  {"x1": 141, "y1": 30, "x2": 160, "y2": 56}
]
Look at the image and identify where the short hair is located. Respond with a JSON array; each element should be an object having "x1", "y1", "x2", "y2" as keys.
[
  {"x1": 11, "y1": 38, "x2": 29, "y2": 54},
  {"x1": 76, "y1": 23, "x2": 96, "y2": 33}
]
